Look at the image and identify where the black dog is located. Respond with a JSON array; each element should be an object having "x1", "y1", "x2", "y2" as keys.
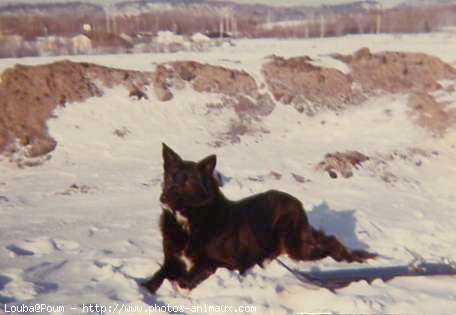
[{"x1": 142, "y1": 144, "x2": 376, "y2": 293}]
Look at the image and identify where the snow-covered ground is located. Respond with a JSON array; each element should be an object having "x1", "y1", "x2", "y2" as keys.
[{"x1": 1, "y1": 32, "x2": 456, "y2": 314}]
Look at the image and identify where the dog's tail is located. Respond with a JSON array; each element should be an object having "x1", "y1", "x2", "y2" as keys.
[
  {"x1": 305, "y1": 228, "x2": 377, "y2": 263},
  {"x1": 283, "y1": 225, "x2": 377, "y2": 263}
]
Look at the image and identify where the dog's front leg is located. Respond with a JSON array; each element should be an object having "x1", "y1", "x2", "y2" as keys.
[
  {"x1": 142, "y1": 257, "x2": 185, "y2": 294},
  {"x1": 142, "y1": 266, "x2": 166, "y2": 293},
  {"x1": 176, "y1": 261, "x2": 216, "y2": 290},
  {"x1": 143, "y1": 209, "x2": 190, "y2": 293}
]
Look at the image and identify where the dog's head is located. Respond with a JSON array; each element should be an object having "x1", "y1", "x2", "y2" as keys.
[{"x1": 160, "y1": 143, "x2": 218, "y2": 210}]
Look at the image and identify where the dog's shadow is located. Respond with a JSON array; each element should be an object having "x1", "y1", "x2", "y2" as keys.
[{"x1": 307, "y1": 202, "x2": 369, "y2": 251}]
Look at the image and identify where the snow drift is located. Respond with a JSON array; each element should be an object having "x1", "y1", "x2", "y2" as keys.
[{"x1": 0, "y1": 33, "x2": 456, "y2": 314}]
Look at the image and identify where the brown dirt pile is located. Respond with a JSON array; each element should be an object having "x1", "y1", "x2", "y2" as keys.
[
  {"x1": 317, "y1": 148, "x2": 438, "y2": 184},
  {"x1": 168, "y1": 61, "x2": 275, "y2": 120},
  {"x1": 0, "y1": 60, "x2": 274, "y2": 161},
  {"x1": 336, "y1": 48, "x2": 456, "y2": 135},
  {"x1": 264, "y1": 49, "x2": 456, "y2": 134},
  {"x1": 315, "y1": 151, "x2": 370, "y2": 178},
  {"x1": 0, "y1": 60, "x2": 155, "y2": 160},
  {"x1": 170, "y1": 61, "x2": 258, "y2": 97},
  {"x1": 262, "y1": 55, "x2": 361, "y2": 114},
  {"x1": 408, "y1": 92, "x2": 456, "y2": 136},
  {"x1": 335, "y1": 47, "x2": 456, "y2": 94},
  {"x1": 165, "y1": 61, "x2": 275, "y2": 145}
]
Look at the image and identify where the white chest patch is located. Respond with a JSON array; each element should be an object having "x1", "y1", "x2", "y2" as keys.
[
  {"x1": 175, "y1": 211, "x2": 190, "y2": 233},
  {"x1": 179, "y1": 252, "x2": 194, "y2": 272},
  {"x1": 162, "y1": 205, "x2": 191, "y2": 233}
]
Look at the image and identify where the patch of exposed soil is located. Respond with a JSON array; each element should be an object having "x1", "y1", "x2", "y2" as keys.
[
  {"x1": 262, "y1": 55, "x2": 362, "y2": 114},
  {"x1": 165, "y1": 61, "x2": 275, "y2": 145},
  {"x1": 0, "y1": 60, "x2": 274, "y2": 162},
  {"x1": 168, "y1": 61, "x2": 275, "y2": 120},
  {"x1": 316, "y1": 147, "x2": 438, "y2": 184},
  {"x1": 335, "y1": 47, "x2": 456, "y2": 94},
  {"x1": 315, "y1": 151, "x2": 370, "y2": 179},
  {"x1": 335, "y1": 48, "x2": 456, "y2": 135},
  {"x1": 264, "y1": 49, "x2": 456, "y2": 135},
  {"x1": 408, "y1": 92, "x2": 456, "y2": 136},
  {"x1": 2, "y1": 50, "x2": 455, "y2": 164},
  {"x1": 170, "y1": 61, "x2": 258, "y2": 97},
  {"x1": 0, "y1": 60, "x2": 155, "y2": 162}
]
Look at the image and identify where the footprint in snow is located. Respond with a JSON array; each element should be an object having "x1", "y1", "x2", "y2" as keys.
[
  {"x1": 89, "y1": 261, "x2": 141, "y2": 301},
  {"x1": 0, "y1": 275, "x2": 13, "y2": 300},
  {"x1": 93, "y1": 257, "x2": 152, "y2": 280},
  {"x1": 0, "y1": 269, "x2": 37, "y2": 302},
  {"x1": 6, "y1": 244, "x2": 35, "y2": 256},
  {"x1": 88, "y1": 225, "x2": 110, "y2": 236},
  {"x1": 6, "y1": 238, "x2": 80, "y2": 257},
  {"x1": 52, "y1": 239, "x2": 80, "y2": 251}
]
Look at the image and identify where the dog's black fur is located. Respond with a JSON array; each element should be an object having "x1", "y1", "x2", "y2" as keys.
[{"x1": 142, "y1": 144, "x2": 376, "y2": 293}]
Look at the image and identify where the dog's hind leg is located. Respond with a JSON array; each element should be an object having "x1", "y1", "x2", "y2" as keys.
[
  {"x1": 277, "y1": 206, "x2": 376, "y2": 263},
  {"x1": 283, "y1": 226, "x2": 376, "y2": 263},
  {"x1": 306, "y1": 228, "x2": 377, "y2": 262}
]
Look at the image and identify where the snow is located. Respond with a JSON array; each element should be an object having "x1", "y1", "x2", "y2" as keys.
[
  {"x1": 155, "y1": 31, "x2": 187, "y2": 46},
  {"x1": 1, "y1": 32, "x2": 456, "y2": 314},
  {"x1": 191, "y1": 33, "x2": 211, "y2": 43}
]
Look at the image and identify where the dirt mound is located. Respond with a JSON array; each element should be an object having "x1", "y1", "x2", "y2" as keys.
[
  {"x1": 0, "y1": 60, "x2": 274, "y2": 163},
  {"x1": 169, "y1": 61, "x2": 275, "y2": 120},
  {"x1": 1, "y1": 51, "x2": 454, "y2": 164},
  {"x1": 0, "y1": 60, "x2": 155, "y2": 162},
  {"x1": 335, "y1": 47, "x2": 456, "y2": 94},
  {"x1": 264, "y1": 49, "x2": 456, "y2": 134},
  {"x1": 262, "y1": 55, "x2": 362, "y2": 114},
  {"x1": 336, "y1": 48, "x2": 456, "y2": 135},
  {"x1": 315, "y1": 151, "x2": 370, "y2": 178},
  {"x1": 165, "y1": 61, "x2": 275, "y2": 145},
  {"x1": 170, "y1": 61, "x2": 258, "y2": 97},
  {"x1": 408, "y1": 92, "x2": 456, "y2": 136},
  {"x1": 317, "y1": 148, "x2": 439, "y2": 184}
]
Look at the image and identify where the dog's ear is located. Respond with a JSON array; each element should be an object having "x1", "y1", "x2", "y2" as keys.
[
  {"x1": 162, "y1": 143, "x2": 182, "y2": 170},
  {"x1": 198, "y1": 154, "x2": 216, "y2": 174}
]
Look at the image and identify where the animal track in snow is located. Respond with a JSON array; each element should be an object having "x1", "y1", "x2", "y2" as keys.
[
  {"x1": 51, "y1": 239, "x2": 80, "y2": 251},
  {"x1": 0, "y1": 269, "x2": 37, "y2": 302},
  {"x1": 89, "y1": 260, "x2": 142, "y2": 301},
  {"x1": 88, "y1": 225, "x2": 110, "y2": 236},
  {"x1": 6, "y1": 238, "x2": 80, "y2": 257}
]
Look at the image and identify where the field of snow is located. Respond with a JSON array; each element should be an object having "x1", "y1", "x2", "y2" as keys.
[{"x1": 1, "y1": 32, "x2": 456, "y2": 314}]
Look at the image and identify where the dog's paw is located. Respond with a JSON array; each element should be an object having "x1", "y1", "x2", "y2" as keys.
[{"x1": 140, "y1": 279, "x2": 160, "y2": 294}]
